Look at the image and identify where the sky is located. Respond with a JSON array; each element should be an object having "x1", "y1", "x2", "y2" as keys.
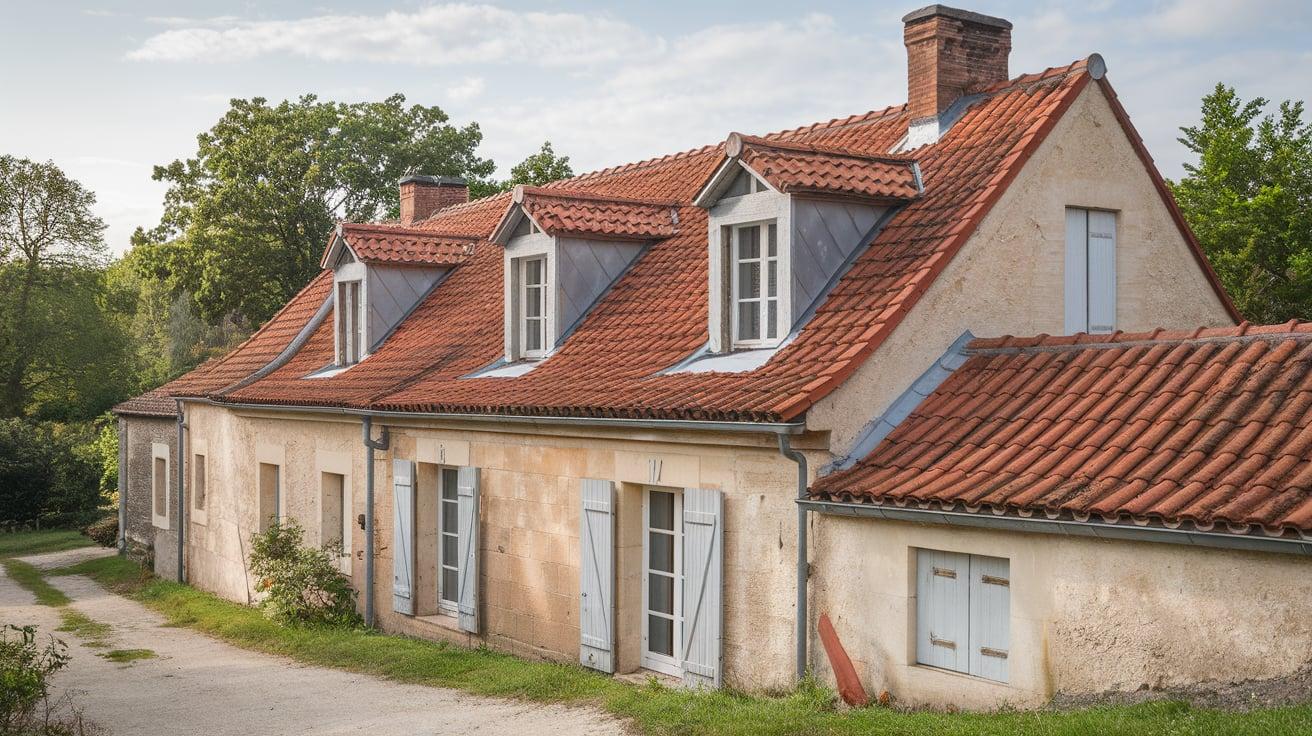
[{"x1": 2, "y1": 1, "x2": 1309, "y2": 255}]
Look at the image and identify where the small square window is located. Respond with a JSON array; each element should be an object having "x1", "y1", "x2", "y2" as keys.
[{"x1": 915, "y1": 549, "x2": 1010, "y2": 682}]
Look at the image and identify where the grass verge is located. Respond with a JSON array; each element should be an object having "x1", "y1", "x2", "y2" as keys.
[
  {"x1": 4, "y1": 557, "x2": 114, "y2": 648},
  {"x1": 99, "y1": 648, "x2": 157, "y2": 663},
  {"x1": 41, "y1": 555, "x2": 1312, "y2": 736},
  {"x1": 0, "y1": 529, "x2": 93, "y2": 558}
]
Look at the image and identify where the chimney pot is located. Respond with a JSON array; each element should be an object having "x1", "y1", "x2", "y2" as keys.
[
  {"x1": 399, "y1": 175, "x2": 468, "y2": 225},
  {"x1": 903, "y1": 5, "x2": 1011, "y2": 138}
]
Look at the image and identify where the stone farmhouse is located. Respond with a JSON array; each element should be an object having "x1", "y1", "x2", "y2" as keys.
[{"x1": 113, "y1": 5, "x2": 1312, "y2": 709}]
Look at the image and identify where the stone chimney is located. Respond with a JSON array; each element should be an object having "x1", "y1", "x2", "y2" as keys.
[
  {"x1": 399, "y1": 175, "x2": 468, "y2": 225},
  {"x1": 903, "y1": 5, "x2": 1011, "y2": 146}
]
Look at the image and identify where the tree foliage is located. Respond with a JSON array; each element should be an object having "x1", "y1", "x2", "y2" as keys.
[
  {"x1": 1171, "y1": 84, "x2": 1312, "y2": 323},
  {"x1": 134, "y1": 94, "x2": 498, "y2": 326},
  {"x1": 507, "y1": 141, "x2": 574, "y2": 187}
]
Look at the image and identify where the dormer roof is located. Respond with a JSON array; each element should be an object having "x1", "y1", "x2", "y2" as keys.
[
  {"x1": 694, "y1": 133, "x2": 923, "y2": 207},
  {"x1": 490, "y1": 185, "x2": 680, "y2": 244},
  {"x1": 321, "y1": 223, "x2": 479, "y2": 269}
]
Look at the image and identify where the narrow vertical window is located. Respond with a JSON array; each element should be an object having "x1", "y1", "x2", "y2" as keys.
[
  {"x1": 438, "y1": 467, "x2": 460, "y2": 614},
  {"x1": 192, "y1": 454, "x2": 207, "y2": 512},
  {"x1": 337, "y1": 280, "x2": 363, "y2": 365},
  {"x1": 1064, "y1": 208, "x2": 1117, "y2": 335},
  {"x1": 259, "y1": 462, "x2": 281, "y2": 532},
  {"x1": 520, "y1": 256, "x2": 547, "y2": 358},
  {"x1": 641, "y1": 487, "x2": 682, "y2": 676},
  {"x1": 730, "y1": 221, "x2": 779, "y2": 348},
  {"x1": 151, "y1": 442, "x2": 170, "y2": 529}
]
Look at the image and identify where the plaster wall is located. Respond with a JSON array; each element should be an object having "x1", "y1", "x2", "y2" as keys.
[
  {"x1": 809, "y1": 82, "x2": 1234, "y2": 453},
  {"x1": 810, "y1": 515, "x2": 1312, "y2": 709}
]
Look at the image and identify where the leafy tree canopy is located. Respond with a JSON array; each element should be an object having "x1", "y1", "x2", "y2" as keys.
[
  {"x1": 507, "y1": 141, "x2": 574, "y2": 187},
  {"x1": 1171, "y1": 84, "x2": 1312, "y2": 323},
  {"x1": 136, "y1": 94, "x2": 498, "y2": 325}
]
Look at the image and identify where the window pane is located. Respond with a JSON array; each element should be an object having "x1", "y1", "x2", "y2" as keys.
[
  {"x1": 525, "y1": 258, "x2": 543, "y2": 285},
  {"x1": 441, "y1": 568, "x2": 458, "y2": 603},
  {"x1": 738, "y1": 226, "x2": 760, "y2": 259},
  {"x1": 649, "y1": 491, "x2": 674, "y2": 530},
  {"x1": 738, "y1": 260, "x2": 760, "y2": 299},
  {"x1": 738, "y1": 300, "x2": 760, "y2": 340},
  {"x1": 768, "y1": 223, "x2": 777, "y2": 257},
  {"x1": 526, "y1": 321, "x2": 542, "y2": 352},
  {"x1": 441, "y1": 469, "x2": 458, "y2": 500},
  {"x1": 648, "y1": 614, "x2": 674, "y2": 656},
  {"x1": 767, "y1": 259, "x2": 777, "y2": 298},
  {"x1": 649, "y1": 574, "x2": 674, "y2": 615},
  {"x1": 442, "y1": 534, "x2": 458, "y2": 566},
  {"x1": 767, "y1": 300, "x2": 778, "y2": 339},
  {"x1": 442, "y1": 501, "x2": 457, "y2": 534},
  {"x1": 649, "y1": 532, "x2": 673, "y2": 573}
]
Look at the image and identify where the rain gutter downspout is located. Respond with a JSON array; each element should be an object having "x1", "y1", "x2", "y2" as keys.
[
  {"x1": 117, "y1": 416, "x2": 127, "y2": 555},
  {"x1": 361, "y1": 416, "x2": 390, "y2": 627},
  {"x1": 175, "y1": 400, "x2": 187, "y2": 583},
  {"x1": 777, "y1": 433, "x2": 808, "y2": 682}
]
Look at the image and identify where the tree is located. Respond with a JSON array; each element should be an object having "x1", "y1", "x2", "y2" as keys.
[
  {"x1": 0, "y1": 157, "x2": 117, "y2": 418},
  {"x1": 508, "y1": 141, "x2": 574, "y2": 187},
  {"x1": 1170, "y1": 84, "x2": 1312, "y2": 323},
  {"x1": 137, "y1": 94, "x2": 498, "y2": 326}
]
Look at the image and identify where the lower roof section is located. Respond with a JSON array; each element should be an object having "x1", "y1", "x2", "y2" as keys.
[{"x1": 809, "y1": 322, "x2": 1312, "y2": 539}]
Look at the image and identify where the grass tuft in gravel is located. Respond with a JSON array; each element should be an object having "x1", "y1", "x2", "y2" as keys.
[{"x1": 99, "y1": 648, "x2": 157, "y2": 663}]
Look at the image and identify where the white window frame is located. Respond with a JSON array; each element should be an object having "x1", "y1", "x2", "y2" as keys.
[
  {"x1": 729, "y1": 220, "x2": 781, "y2": 349},
  {"x1": 335, "y1": 279, "x2": 365, "y2": 366},
  {"x1": 641, "y1": 487, "x2": 683, "y2": 677},
  {"x1": 437, "y1": 466, "x2": 460, "y2": 616},
  {"x1": 150, "y1": 442, "x2": 170, "y2": 530},
  {"x1": 915, "y1": 549, "x2": 1011, "y2": 682},
  {"x1": 519, "y1": 255, "x2": 549, "y2": 359}
]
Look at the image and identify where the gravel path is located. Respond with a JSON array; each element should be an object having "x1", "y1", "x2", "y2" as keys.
[{"x1": 1, "y1": 556, "x2": 623, "y2": 735}]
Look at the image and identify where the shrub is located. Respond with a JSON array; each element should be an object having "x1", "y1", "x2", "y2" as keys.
[
  {"x1": 81, "y1": 515, "x2": 118, "y2": 548},
  {"x1": 0, "y1": 624, "x2": 98, "y2": 735},
  {"x1": 248, "y1": 520, "x2": 361, "y2": 628}
]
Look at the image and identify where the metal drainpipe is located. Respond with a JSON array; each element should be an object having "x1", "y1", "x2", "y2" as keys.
[
  {"x1": 117, "y1": 416, "x2": 127, "y2": 555},
  {"x1": 361, "y1": 416, "x2": 390, "y2": 627},
  {"x1": 175, "y1": 400, "x2": 187, "y2": 583},
  {"x1": 777, "y1": 433, "x2": 808, "y2": 682}
]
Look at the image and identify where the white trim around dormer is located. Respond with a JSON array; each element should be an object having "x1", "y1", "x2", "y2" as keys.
[
  {"x1": 693, "y1": 159, "x2": 777, "y2": 208},
  {"x1": 502, "y1": 229, "x2": 557, "y2": 362},
  {"x1": 333, "y1": 261, "x2": 368, "y2": 366},
  {"x1": 706, "y1": 188, "x2": 791, "y2": 353}
]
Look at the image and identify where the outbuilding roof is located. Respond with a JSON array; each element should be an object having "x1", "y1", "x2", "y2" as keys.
[{"x1": 810, "y1": 323, "x2": 1312, "y2": 536}]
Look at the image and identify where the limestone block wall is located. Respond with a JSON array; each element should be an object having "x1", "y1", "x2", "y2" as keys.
[
  {"x1": 119, "y1": 415, "x2": 177, "y2": 575},
  {"x1": 810, "y1": 515, "x2": 1312, "y2": 710}
]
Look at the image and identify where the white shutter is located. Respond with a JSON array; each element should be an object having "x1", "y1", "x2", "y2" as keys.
[
  {"x1": 1063, "y1": 208, "x2": 1089, "y2": 335},
  {"x1": 456, "y1": 466, "x2": 480, "y2": 633},
  {"x1": 578, "y1": 479, "x2": 615, "y2": 672},
  {"x1": 916, "y1": 549, "x2": 970, "y2": 673},
  {"x1": 680, "y1": 487, "x2": 723, "y2": 688},
  {"x1": 968, "y1": 555, "x2": 1011, "y2": 682},
  {"x1": 1086, "y1": 210, "x2": 1117, "y2": 334},
  {"x1": 391, "y1": 459, "x2": 415, "y2": 615}
]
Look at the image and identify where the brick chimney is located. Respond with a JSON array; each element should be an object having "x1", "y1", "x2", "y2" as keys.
[
  {"x1": 399, "y1": 175, "x2": 468, "y2": 225},
  {"x1": 903, "y1": 5, "x2": 1011, "y2": 146}
]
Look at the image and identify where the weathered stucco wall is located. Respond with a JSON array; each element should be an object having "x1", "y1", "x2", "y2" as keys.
[
  {"x1": 120, "y1": 415, "x2": 177, "y2": 575},
  {"x1": 810, "y1": 515, "x2": 1312, "y2": 710},
  {"x1": 179, "y1": 401, "x2": 817, "y2": 691},
  {"x1": 809, "y1": 82, "x2": 1235, "y2": 453}
]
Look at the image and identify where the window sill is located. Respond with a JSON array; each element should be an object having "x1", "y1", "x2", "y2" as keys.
[
  {"x1": 910, "y1": 663, "x2": 1009, "y2": 687},
  {"x1": 413, "y1": 612, "x2": 464, "y2": 633}
]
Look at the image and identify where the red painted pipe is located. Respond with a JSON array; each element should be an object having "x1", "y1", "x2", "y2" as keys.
[{"x1": 818, "y1": 612, "x2": 870, "y2": 707}]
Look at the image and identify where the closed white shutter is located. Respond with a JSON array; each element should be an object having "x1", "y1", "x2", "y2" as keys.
[
  {"x1": 578, "y1": 479, "x2": 615, "y2": 672},
  {"x1": 392, "y1": 459, "x2": 415, "y2": 615},
  {"x1": 1086, "y1": 210, "x2": 1117, "y2": 334},
  {"x1": 1063, "y1": 208, "x2": 1089, "y2": 335},
  {"x1": 916, "y1": 549, "x2": 970, "y2": 673},
  {"x1": 680, "y1": 487, "x2": 723, "y2": 688},
  {"x1": 456, "y1": 466, "x2": 480, "y2": 633},
  {"x1": 968, "y1": 555, "x2": 1011, "y2": 682}
]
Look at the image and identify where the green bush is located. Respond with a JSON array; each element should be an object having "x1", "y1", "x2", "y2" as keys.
[
  {"x1": 81, "y1": 515, "x2": 118, "y2": 548},
  {"x1": 0, "y1": 419, "x2": 108, "y2": 528},
  {"x1": 248, "y1": 520, "x2": 361, "y2": 628},
  {"x1": 0, "y1": 624, "x2": 95, "y2": 736}
]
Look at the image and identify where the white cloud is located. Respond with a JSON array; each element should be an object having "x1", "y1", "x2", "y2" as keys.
[
  {"x1": 1140, "y1": 0, "x2": 1310, "y2": 39},
  {"x1": 446, "y1": 77, "x2": 485, "y2": 103},
  {"x1": 127, "y1": 4, "x2": 662, "y2": 67}
]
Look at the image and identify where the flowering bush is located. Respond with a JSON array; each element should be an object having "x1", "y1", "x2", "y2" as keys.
[{"x1": 248, "y1": 520, "x2": 361, "y2": 628}]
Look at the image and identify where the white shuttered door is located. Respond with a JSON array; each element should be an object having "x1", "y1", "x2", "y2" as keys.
[
  {"x1": 392, "y1": 459, "x2": 415, "y2": 615},
  {"x1": 578, "y1": 479, "x2": 616, "y2": 672},
  {"x1": 1086, "y1": 210, "x2": 1117, "y2": 334},
  {"x1": 969, "y1": 555, "x2": 1011, "y2": 682},
  {"x1": 1063, "y1": 208, "x2": 1089, "y2": 335},
  {"x1": 915, "y1": 549, "x2": 970, "y2": 673},
  {"x1": 456, "y1": 466, "x2": 480, "y2": 633},
  {"x1": 680, "y1": 487, "x2": 723, "y2": 688}
]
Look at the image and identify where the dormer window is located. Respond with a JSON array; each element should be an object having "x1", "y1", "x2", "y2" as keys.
[
  {"x1": 336, "y1": 280, "x2": 364, "y2": 366},
  {"x1": 730, "y1": 221, "x2": 780, "y2": 347},
  {"x1": 519, "y1": 256, "x2": 548, "y2": 358}
]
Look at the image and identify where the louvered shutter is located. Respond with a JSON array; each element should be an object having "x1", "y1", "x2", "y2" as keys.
[
  {"x1": 1064, "y1": 208, "x2": 1089, "y2": 335},
  {"x1": 680, "y1": 487, "x2": 723, "y2": 688},
  {"x1": 392, "y1": 459, "x2": 415, "y2": 615},
  {"x1": 968, "y1": 555, "x2": 1011, "y2": 682},
  {"x1": 578, "y1": 479, "x2": 615, "y2": 672},
  {"x1": 916, "y1": 549, "x2": 970, "y2": 673},
  {"x1": 456, "y1": 466, "x2": 480, "y2": 633},
  {"x1": 1086, "y1": 209, "x2": 1117, "y2": 334}
]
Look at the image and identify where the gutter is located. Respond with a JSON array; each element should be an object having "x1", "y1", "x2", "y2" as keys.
[
  {"x1": 175, "y1": 399, "x2": 188, "y2": 583},
  {"x1": 798, "y1": 499, "x2": 1312, "y2": 557},
  {"x1": 777, "y1": 435, "x2": 809, "y2": 683},
  {"x1": 361, "y1": 416, "x2": 391, "y2": 627},
  {"x1": 117, "y1": 416, "x2": 127, "y2": 555}
]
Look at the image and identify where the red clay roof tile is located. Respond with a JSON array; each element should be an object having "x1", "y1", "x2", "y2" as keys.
[{"x1": 335, "y1": 223, "x2": 477, "y2": 267}]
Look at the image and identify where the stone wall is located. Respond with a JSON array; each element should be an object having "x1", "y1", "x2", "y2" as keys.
[{"x1": 120, "y1": 415, "x2": 177, "y2": 577}]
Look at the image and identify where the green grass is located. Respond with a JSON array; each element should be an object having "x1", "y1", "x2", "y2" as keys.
[
  {"x1": 0, "y1": 529, "x2": 92, "y2": 558},
  {"x1": 98, "y1": 648, "x2": 157, "y2": 663},
  {"x1": 51, "y1": 556, "x2": 1312, "y2": 736},
  {"x1": 2, "y1": 559, "x2": 71, "y2": 606}
]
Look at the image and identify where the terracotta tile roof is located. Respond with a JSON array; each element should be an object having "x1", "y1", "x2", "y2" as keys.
[
  {"x1": 729, "y1": 134, "x2": 922, "y2": 203},
  {"x1": 810, "y1": 323, "x2": 1312, "y2": 536},
  {"x1": 162, "y1": 60, "x2": 1237, "y2": 425},
  {"x1": 503, "y1": 186, "x2": 680, "y2": 242},
  {"x1": 335, "y1": 223, "x2": 477, "y2": 267},
  {"x1": 112, "y1": 387, "x2": 179, "y2": 418}
]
